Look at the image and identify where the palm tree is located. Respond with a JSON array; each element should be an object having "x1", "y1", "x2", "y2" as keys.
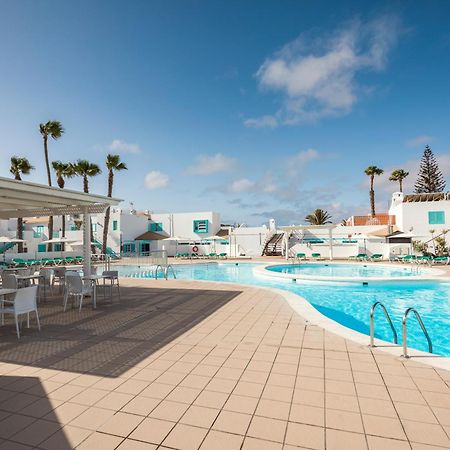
[
  {"x1": 364, "y1": 166, "x2": 384, "y2": 217},
  {"x1": 10, "y1": 157, "x2": 34, "y2": 252},
  {"x1": 40, "y1": 121, "x2": 64, "y2": 250},
  {"x1": 74, "y1": 160, "x2": 102, "y2": 193},
  {"x1": 305, "y1": 209, "x2": 332, "y2": 225},
  {"x1": 52, "y1": 161, "x2": 76, "y2": 249},
  {"x1": 389, "y1": 169, "x2": 409, "y2": 193},
  {"x1": 74, "y1": 160, "x2": 102, "y2": 251},
  {"x1": 102, "y1": 154, "x2": 127, "y2": 256}
]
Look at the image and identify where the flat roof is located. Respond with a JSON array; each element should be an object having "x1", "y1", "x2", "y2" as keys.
[{"x1": 0, "y1": 177, "x2": 122, "y2": 219}]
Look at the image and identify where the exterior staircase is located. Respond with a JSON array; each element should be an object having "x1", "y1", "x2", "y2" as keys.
[
  {"x1": 0, "y1": 242, "x2": 16, "y2": 254},
  {"x1": 262, "y1": 232, "x2": 284, "y2": 256},
  {"x1": 93, "y1": 239, "x2": 120, "y2": 259}
]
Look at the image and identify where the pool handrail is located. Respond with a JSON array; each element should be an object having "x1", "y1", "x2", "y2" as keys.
[
  {"x1": 402, "y1": 307, "x2": 432, "y2": 358},
  {"x1": 369, "y1": 301, "x2": 398, "y2": 347}
]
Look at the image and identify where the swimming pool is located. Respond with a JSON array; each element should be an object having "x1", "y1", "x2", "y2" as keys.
[
  {"x1": 266, "y1": 263, "x2": 427, "y2": 279},
  {"x1": 117, "y1": 263, "x2": 450, "y2": 358}
]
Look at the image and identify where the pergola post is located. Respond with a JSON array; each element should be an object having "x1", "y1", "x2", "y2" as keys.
[
  {"x1": 328, "y1": 227, "x2": 334, "y2": 260},
  {"x1": 82, "y1": 206, "x2": 92, "y2": 276}
]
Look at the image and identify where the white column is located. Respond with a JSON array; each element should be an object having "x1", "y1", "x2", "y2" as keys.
[
  {"x1": 328, "y1": 227, "x2": 334, "y2": 260},
  {"x1": 82, "y1": 207, "x2": 91, "y2": 276}
]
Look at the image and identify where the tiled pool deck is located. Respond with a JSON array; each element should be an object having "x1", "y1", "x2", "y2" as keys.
[{"x1": 0, "y1": 278, "x2": 449, "y2": 449}]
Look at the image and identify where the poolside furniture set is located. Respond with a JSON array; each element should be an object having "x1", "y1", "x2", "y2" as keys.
[
  {"x1": 0, "y1": 266, "x2": 121, "y2": 338},
  {"x1": 389, "y1": 254, "x2": 450, "y2": 265},
  {"x1": 9, "y1": 256, "x2": 84, "y2": 267}
]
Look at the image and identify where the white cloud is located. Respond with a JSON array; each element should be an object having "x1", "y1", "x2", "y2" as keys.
[
  {"x1": 108, "y1": 139, "x2": 141, "y2": 154},
  {"x1": 144, "y1": 171, "x2": 169, "y2": 190},
  {"x1": 244, "y1": 115, "x2": 278, "y2": 129},
  {"x1": 245, "y1": 15, "x2": 399, "y2": 127},
  {"x1": 286, "y1": 148, "x2": 320, "y2": 176},
  {"x1": 186, "y1": 153, "x2": 236, "y2": 175},
  {"x1": 229, "y1": 178, "x2": 255, "y2": 193},
  {"x1": 406, "y1": 135, "x2": 433, "y2": 148}
]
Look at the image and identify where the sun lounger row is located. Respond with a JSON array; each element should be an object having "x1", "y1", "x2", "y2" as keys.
[
  {"x1": 10, "y1": 256, "x2": 84, "y2": 267},
  {"x1": 389, "y1": 255, "x2": 449, "y2": 265},
  {"x1": 348, "y1": 253, "x2": 383, "y2": 262},
  {"x1": 175, "y1": 252, "x2": 228, "y2": 259},
  {"x1": 293, "y1": 253, "x2": 325, "y2": 261}
]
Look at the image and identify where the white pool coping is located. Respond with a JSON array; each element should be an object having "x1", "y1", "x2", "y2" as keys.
[
  {"x1": 120, "y1": 261, "x2": 450, "y2": 371},
  {"x1": 254, "y1": 262, "x2": 447, "y2": 284}
]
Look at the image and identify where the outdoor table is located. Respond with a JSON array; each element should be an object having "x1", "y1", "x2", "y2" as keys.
[
  {"x1": 82, "y1": 274, "x2": 107, "y2": 309},
  {"x1": 0, "y1": 288, "x2": 17, "y2": 325},
  {"x1": 16, "y1": 274, "x2": 42, "y2": 287}
]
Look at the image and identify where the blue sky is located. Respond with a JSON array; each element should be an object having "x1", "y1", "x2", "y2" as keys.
[{"x1": 1, "y1": 0, "x2": 450, "y2": 225}]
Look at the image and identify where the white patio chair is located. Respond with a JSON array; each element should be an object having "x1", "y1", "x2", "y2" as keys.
[
  {"x1": 1, "y1": 273, "x2": 18, "y2": 325},
  {"x1": 52, "y1": 267, "x2": 66, "y2": 293},
  {"x1": 2, "y1": 286, "x2": 40, "y2": 339},
  {"x1": 63, "y1": 272, "x2": 93, "y2": 312},
  {"x1": 102, "y1": 270, "x2": 120, "y2": 301},
  {"x1": 38, "y1": 268, "x2": 54, "y2": 301}
]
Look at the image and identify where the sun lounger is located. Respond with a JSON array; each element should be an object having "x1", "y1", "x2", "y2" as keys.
[
  {"x1": 218, "y1": 253, "x2": 227, "y2": 259},
  {"x1": 348, "y1": 253, "x2": 368, "y2": 261},
  {"x1": 296, "y1": 253, "x2": 306, "y2": 261},
  {"x1": 433, "y1": 256, "x2": 450, "y2": 265},
  {"x1": 369, "y1": 254, "x2": 383, "y2": 262},
  {"x1": 400, "y1": 255, "x2": 416, "y2": 263},
  {"x1": 310, "y1": 253, "x2": 325, "y2": 261}
]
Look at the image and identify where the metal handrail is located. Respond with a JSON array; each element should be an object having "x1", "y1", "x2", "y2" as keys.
[
  {"x1": 154, "y1": 264, "x2": 176, "y2": 280},
  {"x1": 402, "y1": 307, "x2": 432, "y2": 357},
  {"x1": 369, "y1": 302, "x2": 398, "y2": 347}
]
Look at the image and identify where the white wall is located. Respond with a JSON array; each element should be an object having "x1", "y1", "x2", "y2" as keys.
[
  {"x1": 229, "y1": 226, "x2": 269, "y2": 256},
  {"x1": 389, "y1": 192, "x2": 450, "y2": 239}
]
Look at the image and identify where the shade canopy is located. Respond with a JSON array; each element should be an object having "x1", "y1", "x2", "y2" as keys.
[
  {"x1": 0, "y1": 236, "x2": 25, "y2": 243},
  {"x1": 40, "y1": 237, "x2": 78, "y2": 244},
  {"x1": 0, "y1": 177, "x2": 121, "y2": 219}
]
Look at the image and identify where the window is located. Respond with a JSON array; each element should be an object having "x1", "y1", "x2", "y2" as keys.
[
  {"x1": 34, "y1": 225, "x2": 44, "y2": 238},
  {"x1": 54, "y1": 244, "x2": 62, "y2": 252},
  {"x1": 123, "y1": 243, "x2": 136, "y2": 253},
  {"x1": 428, "y1": 211, "x2": 445, "y2": 225},
  {"x1": 38, "y1": 244, "x2": 46, "y2": 252},
  {"x1": 53, "y1": 231, "x2": 59, "y2": 238},
  {"x1": 148, "y1": 222, "x2": 163, "y2": 232},
  {"x1": 92, "y1": 223, "x2": 97, "y2": 232},
  {"x1": 193, "y1": 220, "x2": 208, "y2": 234},
  {"x1": 112, "y1": 220, "x2": 118, "y2": 231},
  {"x1": 70, "y1": 224, "x2": 78, "y2": 231}
]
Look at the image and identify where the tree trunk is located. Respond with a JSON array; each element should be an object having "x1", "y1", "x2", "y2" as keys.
[
  {"x1": 61, "y1": 215, "x2": 66, "y2": 251},
  {"x1": 370, "y1": 176, "x2": 375, "y2": 216},
  {"x1": 44, "y1": 135, "x2": 54, "y2": 251},
  {"x1": 102, "y1": 171, "x2": 114, "y2": 256},
  {"x1": 17, "y1": 217, "x2": 23, "y2": 253},
  {"x1": 399, "y1": 179, "x2": 403, "y2": 193}
]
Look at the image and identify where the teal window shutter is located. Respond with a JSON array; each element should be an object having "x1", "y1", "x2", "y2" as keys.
[
  {"x1": 428, "y1": 211, "x2": 445, "y2": 225},
  {"x1": 112, "y1": 220, "x2": 118, "y2": 231},
  {"x1": 193, "y1": 220, "x2": 208, "y2": 233}
]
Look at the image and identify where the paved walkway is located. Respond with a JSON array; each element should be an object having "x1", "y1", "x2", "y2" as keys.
[{"x1": 0, "y1": 279, "x2": 449, "y2": 449}]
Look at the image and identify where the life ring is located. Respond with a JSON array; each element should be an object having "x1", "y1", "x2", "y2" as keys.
[{"x1": 192, "y1": 246, "x2": 199, "y2": 252}]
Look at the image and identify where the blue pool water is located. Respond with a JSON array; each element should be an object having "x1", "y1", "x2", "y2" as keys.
[
  {"x1": 117, "y1": 263, "x2": 450, "y2": 357},
  {"x1": 267, "y1": 263, "x2": 424, "y2": 278}
]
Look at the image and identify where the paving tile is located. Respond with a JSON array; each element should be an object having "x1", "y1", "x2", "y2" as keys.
[
  {"x1": 194, "y1": 390, "x2": 229, "y2": 409},
  {"x1": 290, "y1": 403, "x2": 324, "y2": 426},
  {"x1": 362, "y1": 414, "x2": 407, "y2": 440},
  {"x1": 116, "y1": 439, "x2": 157, "y2": 450},
  {"x1": 162, "y1": 423, "x2": 208, "y2": 450},
  {"x1": 10, "y1": 418, "x2": 61, "y2": 447},
  {"x1": 120, "y1": 396, "x2": 160, "y2": 416},
  {"x1": 76, "y1": 431, "x2": 123, "y2": 449},
  {"x1": 326, "y1": 428, "x2": 368, "y2": 450},
  {"x1": 180, "y1": 405, "x2": 220, "y2": 429},
  {"x1": 199, "y1": 430, "x2": 244, "y2": 450},
  {"x1": 149, "y1": 400, "x2": 189, "y2": 422},
  {"x1": 212, "y1": 410, "x2": 252, "y2": 435},
  {"x1": 367, "y1": 435, "x2": 412, "y2": 450},
  {"x1": 129, "y1": 417, "x2": 175, "y2": 444},
  {"x1": 95, "y1": 391, "x2": 134, "y2": 410},
  {"x1": 247, "y1": 415, "x2": 287, "y2": 443},
  {"x1": 0, "y1": 414, "x2": 35, "y2": 439},
  {"x1": 98, "y1": 411, "x2": 144, "y2": 437},
  {"x1": 224, "y1": 394, "x2": 259, "y2": 414},
  {"x1": 255, "y1": 398, "x2": 290, "y2": 420},
  {"x1": 402, "y1": 420, "x2": 450, "y2": 447},
  {"x1": 39, "y1": 425, "x2": 92, "y2": 450},
  {"x1": 69, "y1": 406, "x2": 115, "y2": 430},
  {"x1": 44, "y1": 402, "x2": 88, "y2": 424},
  {"x1": 285, "y1": 421, "x2": 325, "y2": 449},
  {"x1": 242, "y1": 436, "x2": 283, "y2": 450}
]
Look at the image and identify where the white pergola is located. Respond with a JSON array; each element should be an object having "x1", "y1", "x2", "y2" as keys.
[
  {"x1": 0, "y1": 177, "x2": 121, "y2": 275},
  {"x1": 281, "y1": 224, "x2": 336, "y2": 260}
]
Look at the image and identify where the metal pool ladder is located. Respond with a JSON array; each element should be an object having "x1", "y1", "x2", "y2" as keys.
[
  {"x1": 155, "y1": 264, "x2": 177, "y2": 280},
  {"x1": 369, "y1": 302, "x2": 398, "y2": 347},
  {"x1": 402, "y1": 307, "x2": 432, "y2": 358}
]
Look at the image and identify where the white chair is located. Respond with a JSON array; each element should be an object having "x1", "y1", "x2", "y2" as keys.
[
  {"x1": 38, "y1": 268, "x2": 54, "y2": 301},
  {"x1": 52, "y1": 267, "x2": 66, "y2": 292},
  {"x1": 102, "y1": 270, "x2": 120, "y2": 301},
  {"x1": 63, "y1": 272, "x2": 93, "y2": 311},
  {"x1": 2, "y1": 286, "x2": 40, "y2": 339},
  {"x1": 1, "y1": 273, "x2": 18, "y2": 325}
]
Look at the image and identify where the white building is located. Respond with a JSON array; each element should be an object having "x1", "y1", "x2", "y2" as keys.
[{"x1": 389, "y1": 191, "x2": 450, "y2": 240}]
